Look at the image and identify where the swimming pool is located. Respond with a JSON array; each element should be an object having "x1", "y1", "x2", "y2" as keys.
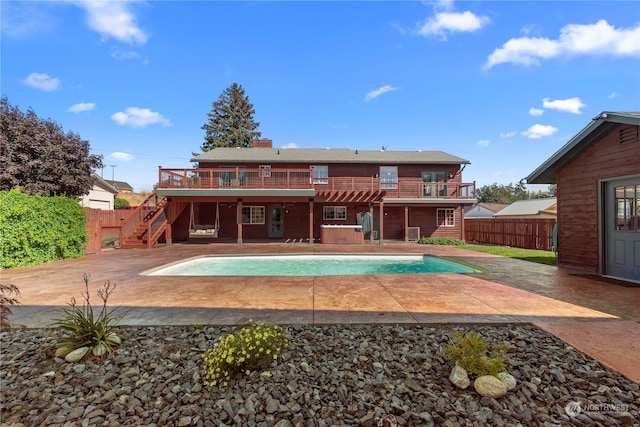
[{"x1": 147, "y1": 254, "x2": 475, "y2": 276}]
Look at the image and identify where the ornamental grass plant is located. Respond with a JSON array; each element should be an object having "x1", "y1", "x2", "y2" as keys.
[
  {"x1": 48, "y1": 274, "x2": 128, "y2": 361},
  {"x1": 443, "y1": 330, "x2": 510, "y2": 378},
  {"x1": 202, "y1": 321, "x2": 290, "y2": 387},
  {"x1": 0, "y1": 283, "x2": 20, "y2": 332}
]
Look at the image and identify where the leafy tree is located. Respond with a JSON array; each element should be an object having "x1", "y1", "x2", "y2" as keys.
[
  {"x1": 476, "y1": 182, "x2": 520, "y2": 204},
  {"x1": 476, "y1": 180, "x2": 557, "y2": 203},
  {"x1": 0, "y1": 96, "x2": 103, "y2": 197},
  {"x1": 201, "y1": 83, "x2": 261, "y2": 152}
]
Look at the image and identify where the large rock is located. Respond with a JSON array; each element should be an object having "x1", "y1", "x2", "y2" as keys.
[
  {"x1": 497, "y1": 372, "x2": 517, "y2": 391},
  {"x1": 474, "y1": 375, "x2": 507, "y2": 398},
  {"x1": 65, "y1": 347, "x2": 90, "y2": 363},
  {"x1": 449, "y1": 364, "x2": 470, "y2": 389}
]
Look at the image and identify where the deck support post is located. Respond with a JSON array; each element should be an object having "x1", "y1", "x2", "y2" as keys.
[
  {"x1": 236, "y1": 199, "x2": 243, "y2": 244},
  {"x1": 403, "y1": 204, "x2": 409, "y2": 242},
  {"x1": 379, "y1": 200, "x2": 384, "y2": 245},
  {"x1": 369, "y1": 205, "x2": 374, "y2": 242},
  {"x1": 308, "y1": 198, "x2": 314, "y2": 244}
]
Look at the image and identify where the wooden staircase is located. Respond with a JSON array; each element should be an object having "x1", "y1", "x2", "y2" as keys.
[{"x1": 120, "y1": 193, "x2": 169, "y2": 249}]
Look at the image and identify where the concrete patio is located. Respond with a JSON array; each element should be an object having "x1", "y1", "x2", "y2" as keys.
[{"x1": 2, "y1": 242, "x2": 639, "y2": 383}]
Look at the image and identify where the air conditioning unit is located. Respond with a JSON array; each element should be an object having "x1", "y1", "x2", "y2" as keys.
[{"x1": 407, "y1": 227, "x2": 420, "y2": 241}]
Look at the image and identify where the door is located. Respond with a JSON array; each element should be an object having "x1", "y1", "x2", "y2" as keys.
[
  {"x1": 605, "y1": 177, "x2": 640, "y2": 281},
  {"x1": 268, "y1": 204, "x2": 284, "y2": 238}
]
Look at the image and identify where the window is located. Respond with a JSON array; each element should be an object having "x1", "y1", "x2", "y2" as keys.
[
  {"x1": 614, "y1": 184, "x2": 640, "y2": 231},
  {"x1": 313, "y1": 166, "x2": 328, "y2": 184},
  {"x1": 259, "y1": 165, "x2": 271, "y2": 177},
  {"x1": 241, "y1": 206, "x2": 265, "y2": 224},
  {"x1": 437, "y1": 208, "x2": 455, "y2": 227},
  {"x1": 380, "y1": 166, "x2": 398, "y2": 189},
  {"x1": 422, "y1": 171, "x2": 447, "y2": 197},
  {"x1": 323, "y1": 206, "x2": 347, "y2": 220},
  {"x1": 219, "y1": 166, "x2": 246, "y2": 186}
]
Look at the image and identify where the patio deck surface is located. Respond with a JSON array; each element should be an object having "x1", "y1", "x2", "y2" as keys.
[{"x1": 2, "y1": 242, "x2": 639, "y2": 383}]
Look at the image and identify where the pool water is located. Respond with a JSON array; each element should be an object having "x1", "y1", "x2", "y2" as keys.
[{"x1": 148, "y1": 255, "x2": 475, "y2": 276}]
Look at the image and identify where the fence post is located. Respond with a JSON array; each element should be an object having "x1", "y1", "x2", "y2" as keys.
[{"x1": 119, "y1": 218, "x2": 125, "y2": 248}]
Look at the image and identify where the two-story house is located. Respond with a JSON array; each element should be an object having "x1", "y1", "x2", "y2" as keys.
[{"x1": 151, "y1": 139, "x2": 476, "y2": 245}]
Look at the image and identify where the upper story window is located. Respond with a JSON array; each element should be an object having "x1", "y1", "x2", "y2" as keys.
[
  {"x1": 259, "y1": 165, "x2": 271, "y2": 177},
  {"x1": 313, "y1": 166, "x2": 329, "y2": 184},
  {"x1": 422, "y1": 171, "x2": 447, "y2": 197},
  {"x1": 380, "y1": 166, "x2": 398, "y2": 189}
]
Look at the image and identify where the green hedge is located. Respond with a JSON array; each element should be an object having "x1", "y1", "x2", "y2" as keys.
[{"x1": 0, "y1": 189, "x2": 87, "y2": 268}]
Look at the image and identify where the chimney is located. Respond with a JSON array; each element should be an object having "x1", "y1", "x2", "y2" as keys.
[{"x1": 252, "y1": 138, "x2": 273, "y2": 148}]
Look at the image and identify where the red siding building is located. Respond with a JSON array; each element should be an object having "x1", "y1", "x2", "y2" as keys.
[
  {"x1": 528, "y1": 112, "x2": 640, "y2": 283},
  {"x1": 156, "y1": 139, "x2": 477, "y2": 244}
]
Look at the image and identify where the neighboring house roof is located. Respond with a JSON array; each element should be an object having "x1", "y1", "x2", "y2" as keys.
[
  {"x1": 92, "y1": 174, "x2": 119, "y2": 194},
  {"x1": 493, "y1": 198, "x2": 557, "y2": 217},
  {"x1": 192, "y1": 148, "x2": 470, "y2": 165},
  {"x1": 105, "y1": 180, "x2": 134, "y2": 192},
  {"x1": 464, "y1": 203, "x2": 510, "y2": 217},
  {"x1": 527, "y1": 112, "x2": 640, "y2": 184}
]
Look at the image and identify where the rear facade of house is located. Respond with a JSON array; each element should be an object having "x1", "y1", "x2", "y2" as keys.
[
  {"x1": 156, "y1": 139, "x2": 477, "y2": 244},
  {"x1": 528, "y1": 112, "x2": 640, "y2": 283}
]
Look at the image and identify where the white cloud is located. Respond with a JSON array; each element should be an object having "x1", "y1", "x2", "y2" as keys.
[
  {"x1": 522, "y1": 124, "x2": 558, "y2": 139},
  {"x1": 418, "y1": 11, "x2": 490, "y2": 39},
  {"x1": 111, "y1": 107, "x2": 172, "y2": 128},
  {"x1": 108, "y1": 152, "x2": 134, "y2": 162},
  {"x1": 542, "y1": 97, "x2": 586, "y2": 114},
  {"x1": 608, "y1": 92, "x2": 620, "y2": 99},
  {"x1": 500, "y1": 131, "x2": 516, "y2": 138},
  {"x1": 529, "y1": 108, "x2": 544, "y2": 116},
  {"x1": 485, "y1": 19, "x2": 640, "y2": 68},
  {"x1": 67, "y1": 102, "x2": 96, "y2": 113},
  {"x1": 111, "y1": 48, "x2": 141, "y2": 61},
  {"x1": 73, "y1": 0, "x2": 148, "y2": 45},
  {"x1": 280, "y1": 142, "x2": 299, "y2": 149},
  {"x1": 364, "y1": 85, "x2": 398, "y2": 102},
  {"x1": 21, "y1": 72, "x2": 60, "y2": 91},
  {"x1": 477, "y1": 139, "x2": 490, "y2": 147}
]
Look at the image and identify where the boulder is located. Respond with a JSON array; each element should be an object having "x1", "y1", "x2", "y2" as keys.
[
  {"x1": 474, "y1": 375, "x2": 507, "y2": 398},
  {"x1": 449, "y1": 364, "x2": 470, "y2": 389},
  {"x1": 65, "y1": 346, "x2": 90, "y2": 363},
  {"x1": 497, "y1": 372, "x2": 517, "y2": 391}
]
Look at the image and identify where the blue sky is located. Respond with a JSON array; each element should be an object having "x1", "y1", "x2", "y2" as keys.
[{"x1": 2, "y1": 1, "x2": 639, "y2": 192}]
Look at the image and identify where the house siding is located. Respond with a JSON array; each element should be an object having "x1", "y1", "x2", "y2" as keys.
[
  {"x1": 556, "y1": 123, "x2": 640, "y2": 273},
  {"x1": 162, "y1": 153, "x2": 473, "y2": 243}
]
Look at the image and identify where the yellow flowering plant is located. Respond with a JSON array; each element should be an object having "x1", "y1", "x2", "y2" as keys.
[{"x1": 202, "y1": 321, "x2": 290, "y2": 386}]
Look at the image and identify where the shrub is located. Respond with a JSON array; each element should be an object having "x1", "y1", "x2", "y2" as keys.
[
  {"x1": 202, "y1": 321, "x2": 290, "y2": 386},
  {"x1": 48, "y1": 274, "x2": 127, "y2": 361},
  {"x1": 0, "y1": 284, "x2": 21, "y2": 331},
  {"x1": 114, "y1": 198, "x2": 130, "y2": 209},
  {"x1": 443, "y1": 330, "x2": 510, "y2": 378},
  {"x1": 0, "y1": 188, "x2": 87, "y2": 268},
  {"x1": 417, "y1": 237, "x2": 465, "y2": 246}
]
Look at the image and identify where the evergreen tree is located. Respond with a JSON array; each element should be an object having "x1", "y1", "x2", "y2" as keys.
[
  {"x1": 0, "y1": 96, "x2": 103, "y2": 197},
  {"x1": 201, "y1": 83, "x2": 261, "y2": 151}
]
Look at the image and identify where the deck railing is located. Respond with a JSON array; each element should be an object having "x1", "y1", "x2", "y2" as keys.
[{"x1": 158, "y1": 167, "x2": 476, "y2": 199}]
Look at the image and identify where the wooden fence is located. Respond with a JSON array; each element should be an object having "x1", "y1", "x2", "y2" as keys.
[
  {"x1": 84, "y1": 208, "x2": 128, "y2": 253},
  {"x1": 464, "y1": 218, "x2": 556, "y2": 251}
]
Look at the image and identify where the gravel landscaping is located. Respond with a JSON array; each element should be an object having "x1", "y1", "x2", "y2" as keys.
[{"x1": 1, "y1": 323, "x2": 638, "y2": 426}]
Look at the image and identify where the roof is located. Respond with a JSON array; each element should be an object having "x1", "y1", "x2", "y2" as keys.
[
  {"x1": 493, "y1": 198, "x2": 557, "y2": 217},
  {"x1": 527, "y1": 112, "x2": 640, "y2": 184},
  {"x1": 192, "y1": 148, "x2": 470, "y2": 165},
  {"x1": 105, "y1": 180, "x2": 133, "y2": 191},
  {"x1": 91, "y1": 174, "x2": 119, "y2": 194}
]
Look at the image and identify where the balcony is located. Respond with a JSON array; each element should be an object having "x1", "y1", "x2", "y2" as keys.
[{"x1": 158, "y1": 167, "x2": 476, "y2": 200}]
